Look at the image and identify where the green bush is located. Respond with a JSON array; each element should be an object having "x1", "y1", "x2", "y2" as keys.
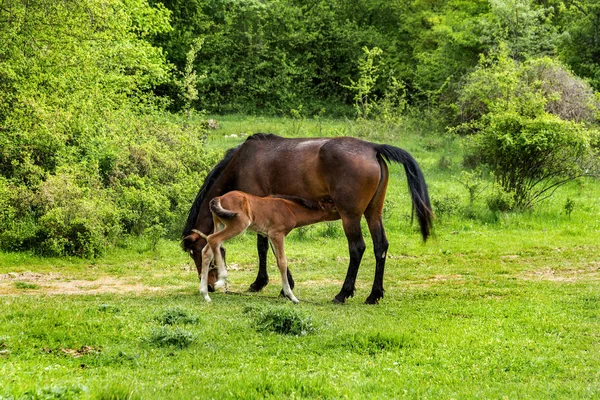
[
  {"x1": 470, "y1": 112, "x2": 595, "y2": 209},
  {"x1": 0, "y1": 1, "x2": 221, "y2": 256},
  {"x1": 155, "y1": 308, "x2": 199, "y2": 325},
  {"x1": 486, "y1": 185, "x2": 516, "y2": 213},
  {"x1": 459, "y1": 48, "x2": 599, "y2": 210}
]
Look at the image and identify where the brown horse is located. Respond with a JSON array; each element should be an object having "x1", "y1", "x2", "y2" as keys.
[
  {"x1": 184, "y1": 191, "x2": 338, "y2": 303},
  {"x1": 182, "y1": 133, "x2": 433, "y2": 304}
]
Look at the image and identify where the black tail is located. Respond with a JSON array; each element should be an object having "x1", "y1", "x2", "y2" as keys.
[
  {"x1": 375, "y1": 144, "x2": 433, "y2": 241},
  {"x1": 209, "y1": 198, "x2": 238, "y2": 219}
]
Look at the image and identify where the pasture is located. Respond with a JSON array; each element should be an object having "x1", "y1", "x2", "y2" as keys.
[{"x1": 1, "y1": 116, "x2": 599, "y2": 399}]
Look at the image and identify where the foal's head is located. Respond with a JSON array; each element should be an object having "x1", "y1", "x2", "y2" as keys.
[{"x1": 182, "y1": 230, "x2": 225, "y2": 291}]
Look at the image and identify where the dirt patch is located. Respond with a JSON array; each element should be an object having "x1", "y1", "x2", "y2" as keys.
[
  {"x1": 520, "y1": 263, "x2": 600, "y2": 282},
  {"x1": 0, "y1": 272, "x2": 180, "y2": 295},
  {"x1": 41, "y1": 346, "x2": 101, "y2": 358}
]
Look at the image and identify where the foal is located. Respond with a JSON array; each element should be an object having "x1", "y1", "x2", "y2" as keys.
[{"x1": 187, "y1": 190, "x2": 338, "y2": 303}]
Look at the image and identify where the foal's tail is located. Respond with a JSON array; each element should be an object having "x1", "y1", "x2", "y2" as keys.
[
  {"x1": 209, "y1": 198, "x2": 238, "y2": 219},
  {"x1": 374, "y1": 144, "x2": 434, "y2": 241}
]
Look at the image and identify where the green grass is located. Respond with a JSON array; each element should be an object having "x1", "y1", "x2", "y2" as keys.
[{"x1": 1, "y1": 115, "x2": 599, "y2": 398}]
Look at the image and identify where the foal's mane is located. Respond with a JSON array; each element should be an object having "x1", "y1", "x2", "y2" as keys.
[{"x1": 182, "y1": 146, "x2": 238, "y2": 237}]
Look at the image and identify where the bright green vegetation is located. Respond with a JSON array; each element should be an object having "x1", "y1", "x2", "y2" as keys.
[
  {"x1": 1, "y1": 117, "x2": 599, "y2": 398},
  {"x1": 2, "y1": 1, "x2": 600, "y2": 397}
]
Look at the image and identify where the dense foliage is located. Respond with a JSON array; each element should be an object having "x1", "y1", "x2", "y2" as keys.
[
  {"x1": 0, "y1": 0, "x2": 219, "y2": 256},
  {"x1": 151, "y1": 0, "x2": 600, "y2": 117},
  {"x1": 1, "y1": 0, "x2": 600, "y2": 256}
]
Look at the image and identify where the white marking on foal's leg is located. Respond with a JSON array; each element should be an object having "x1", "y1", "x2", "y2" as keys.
[
  {"x1": 280, "y1": 272, "x2": 299, "y2": 304},
  {"x1": 199, "y1": 283, "x2": 212, "y2": 302},
  {"x1": 199, "y1": 245, "x2": 213, "y2": 302},
  {"x1": 213, "y1": 245, "x2": 228, "y2": 291}
]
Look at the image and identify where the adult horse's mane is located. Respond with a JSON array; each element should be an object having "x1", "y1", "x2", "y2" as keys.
[
  {"x1": 182, "y1": 146, "x2": 238, "y2": 237},
  {"x1": 182, "y1": 133, "x2": 283, "y2": 238},
  {"x1": 246, "y1": 132, "x2": 283, "y2": 141}
]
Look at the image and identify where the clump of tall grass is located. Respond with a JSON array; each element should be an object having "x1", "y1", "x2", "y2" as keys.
[
  {"x1": 245, "y1": 305, "x2": 316, "y2": 336},
  {"x1": 147, "y1": 327, "x2": 195, "y2": 348},
  {"x1": 155, "y1": 307, "x2": 199, "y2": 325}
]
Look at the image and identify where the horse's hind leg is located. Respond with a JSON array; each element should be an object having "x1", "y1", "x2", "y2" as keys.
[
  {"x1": 269, "y1": 234, "x2": 299, "y2": 304},
  {"x1": 364, "y1": 159, "x2": 389, "y2": 304},
  {"x1": 364, "y1": 213, "x2": 389, "y2": 304},
  {"x1": 334, "y1": 215, "x2": 366, "y2": 304}
]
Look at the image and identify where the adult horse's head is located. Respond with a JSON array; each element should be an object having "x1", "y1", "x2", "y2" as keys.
[
  {"x1": 182, "y1": 146, "x2": 239, "y2": 291},
  {"x1": 182, "y1": 230, "x2": 222, "y2": 292}
]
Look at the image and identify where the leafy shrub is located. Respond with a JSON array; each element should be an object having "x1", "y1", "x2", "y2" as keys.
[
  {"x1": 432, "y1": 194, "x2": 463, "y2": 217},
  {"x1": 458, "y1": 47, "x2": 599, "y2": 209},
  {"x1": 0, "y1": 0, "x2": 225, "y2": 256},
  {"x1": 457, "y1": 48, "x2": 599, "y2": 126},
  {"x1": 246, "y1": 305, "x2": 315, "y2": 336},
  {"x1": 470, "y1": 112, "x2": 596, "y2": 209},
  {"x1": 486, "y1": 186, "x2": 516, "y2": 213}
]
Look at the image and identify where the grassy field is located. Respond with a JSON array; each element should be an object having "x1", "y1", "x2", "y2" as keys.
[{"x1": 1, "y1": 116, "x2": 599, "y2": 399}]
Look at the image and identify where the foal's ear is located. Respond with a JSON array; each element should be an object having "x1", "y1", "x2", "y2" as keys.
[{"x1": 182, "y1": 232, "x2": 201, "y2": 251}]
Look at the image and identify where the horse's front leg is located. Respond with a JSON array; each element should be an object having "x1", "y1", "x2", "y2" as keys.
[
  {"x1": 269, "y1": 235, "x2": 299, "y2": 304},
  {"x1": 249, "y1": 234, "x2": 270, "y2": 292}
]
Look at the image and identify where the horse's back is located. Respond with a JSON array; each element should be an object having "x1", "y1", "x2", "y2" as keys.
[{"x1": 234, "y1": 135, "x2": 384, "y2": 211}]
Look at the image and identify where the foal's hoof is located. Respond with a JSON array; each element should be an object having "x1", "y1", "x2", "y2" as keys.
[
  {"x1": 207, "y1": 284, "x2": 215, "y2": 293},
  {"x1": 332, "y1": 295, "x2": 346, "y2": 304},
  {"x1": 213, "y1": 278, "x2": 227, "y2": 291}
]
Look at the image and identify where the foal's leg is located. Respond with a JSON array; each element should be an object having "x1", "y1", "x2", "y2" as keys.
[
  {"x1": 269, "y1": 234, "x2": 299, "y2": 304},
  {"x1": 334, "y1": 215, "x2": 366, "y2": 304},
  {"x1": 250, "y1": 234, "x2": 296, "y2": 292},
  {"x1": 209, "y1": 219, "x2": 228, "y2": 290},
  {"x1": 200, "y1": 245, "x2": 214, "y2": 302},
  {"x1": 212, "y1": 243, "x2": 228, "y2": 290}
]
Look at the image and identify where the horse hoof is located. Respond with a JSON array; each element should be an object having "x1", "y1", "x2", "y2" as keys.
[
  {"x1": 207, "y1": 284, "x2": 215, "y2": 293},
  {"x1": 332, "y1": 296, "x2": 346, "y2": 304},
  {"x1": 364, "y1": 297, "x2": 380, "y2": 305},
  {"x1": 248, "y1": 279, "x2": 268, "y2": 292}
]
